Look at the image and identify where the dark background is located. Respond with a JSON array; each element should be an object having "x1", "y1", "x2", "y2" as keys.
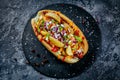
[{"x1": 0, "y1": 0, "x2": 120, "y2": 80}]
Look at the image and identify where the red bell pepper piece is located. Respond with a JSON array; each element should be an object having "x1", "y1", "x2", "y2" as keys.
[
  {"x1": 51, "y1": 46, "x2": 59, "y2": 52},
  {"x1": 77, "y1": 52, "x2": 83, "y2": 59},
  {"x1": 74, "y1": 30, "x2": 79, "y2": 36}
]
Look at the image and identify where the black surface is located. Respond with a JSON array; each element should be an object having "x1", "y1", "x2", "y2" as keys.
[{"x1": 22, "y1": 3, "x2": 101, "y2": 78}]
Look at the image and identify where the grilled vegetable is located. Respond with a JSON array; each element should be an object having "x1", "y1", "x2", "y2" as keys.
[
  {"x1": 49, "y1": 36, "x2": 64, "y2": 47},
  {"x1": 66, "y1": 46, "x2": 73, "y2": 56}
]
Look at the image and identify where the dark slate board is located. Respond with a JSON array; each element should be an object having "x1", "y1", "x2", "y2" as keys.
[{"x1": 22, "y1": 3, "x2": 101, "y2": 78}]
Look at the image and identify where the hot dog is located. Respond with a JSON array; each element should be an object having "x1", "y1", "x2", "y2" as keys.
[{"x1": 31, "y1": 10, "x2": 88, "y2": 63}]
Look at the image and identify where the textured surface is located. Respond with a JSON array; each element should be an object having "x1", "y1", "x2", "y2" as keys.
[
  {"x1": 0, "y1": 0, "x2": 120, "y2": 80},
  {"x1": 22, "y1": 4, "x2": 101, "y2": 78}
]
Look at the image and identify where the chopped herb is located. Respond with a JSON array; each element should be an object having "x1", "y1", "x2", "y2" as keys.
[
  {"x1": 51, "y1": 19, "x2": 55, "y2": 23},
  {"x1": 63, "y1": 35, "x2": 68, "y2": 39},
  {"x1": 41, "y1": 19, "x2": 44, "y2": 27},
  {"x1": 37, "y1": 27, "x2": 40, "y2": 33},
  {"x1": 74, "y1": 36, "x2": 82, "y2": 42},
  {"x1": 59, "y1": 26, "x2": 63, "y2": 31},
  {"x1": 46, "y1": 33, "x2": 50, "y2": 37},
  {"x1": 45, "y1": 33, "x2": 50, "y2": 41}
]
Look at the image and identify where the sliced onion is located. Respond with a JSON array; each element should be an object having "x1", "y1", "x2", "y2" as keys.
[
  {"x1": 61, "y1": 30, "x2": 66, "y2": 35},
  {"x1": 55, "y1": 27, "x2": 58, "y2": 32},
  {"x1": 54, "y1": 33, "x2": 58, "y2": 39},
  {"x1": 73, "y1": 40, "x2": 77, "y2": 43},
  {"x1": 52, "y1": 27, "x2": 58, "y2": 32},
  {"x1": 44, "y1": 22, "x2": 47, "y2": 29}
]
